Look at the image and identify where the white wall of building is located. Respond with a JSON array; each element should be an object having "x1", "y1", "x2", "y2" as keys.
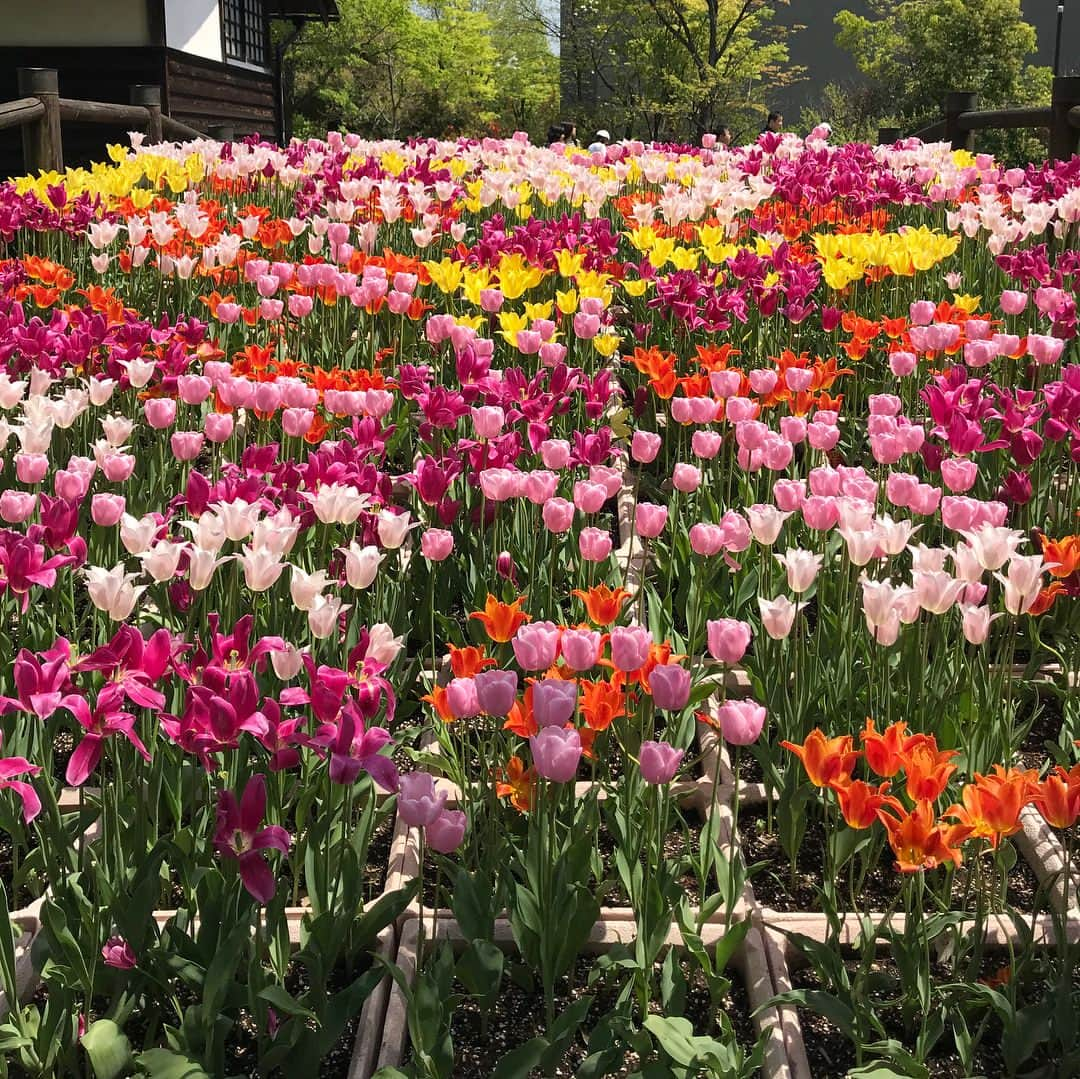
[
  {"x1": 3, "y1": 0, "x2": 150, "y2": 45},
  {"x1": 164, "y1": 0, "x2": 223, "y2": 62}
]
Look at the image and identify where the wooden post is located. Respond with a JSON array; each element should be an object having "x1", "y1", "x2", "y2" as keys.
[
  {"x1": 130, "y1": 85, "x2": 163, "y2": 143},
  {"x1": 877, "y1": 126, "x2": 901, "y2": 145},
  {"x1": 207, "y1": 123, "x2": 236, "y2": 142},
  {"x1": 16, "y1": 68, "x2": 62, "y2": 173},
  {"x1": 944, "y1": 91, "x2": 978, "y2": 151},
  {"x1": 1050, "y1": 76, "x2": 1080, "y2": 161}
]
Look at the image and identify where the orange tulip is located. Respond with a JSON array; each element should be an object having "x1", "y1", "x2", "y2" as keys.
[
  {"x1": 898, "y1": 737, "x2": 958, "y2": 802},
  {"x1": 877, "y1": 800, "x2": 964, "y2": 872},
  {"x1": 831, "y1": 778, "x2": 901, "y2": 830},
  {"x1": 504, "y1": 685, "x2": 538, "y2": 739},
  {"x1": 1039, "y1": 534, "x2": 1080, "y2": 579},
  {"x1": 945, "y1": 766, "x2": 1033, "y2": 847},
  {"x1": 495, "y1": 756, "x2": 536, "y2": 813},
  {"x1": 572, "y1": 584, "x2": 631, "y2": 627},
  {"x1": 1029, "y1": 765, "x2": 1080, "y2": 829},
  {"x1": 781, "y1": 729, "x2": 860, "y2": 788},
  {"x1": 860, "y1": 717, "x2": 911, "y2": 778},
  {"x1": 578, "y1": 678, "x2": 626, "y2": 731},
  {"x1": 469, "y1": 594, "x2": 531, "y2": 642},
  {"x1": 1028, "y1": 581, "x2": 1064, "y2": 616},
  {"x1": 421, "y1": 685, "x2": 453, "y2": 723},
  {"x1": 448, "y1": 644, "x2": 496, "y2": 679}
]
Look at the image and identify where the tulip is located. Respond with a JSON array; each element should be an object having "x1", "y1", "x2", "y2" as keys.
[
  {"x1": 717, "y1": 699, "x2": 767, "y2": 745},
  {"x1": 775, "y1": 548, "x2": 823, "y2": 593},
  {"x1": 707, "y1": 619, "x2": 751, "y2": 664},
  {"x1": 758, "y1": 595, "x2": 797, "y2": 640},
  {"x1": 530, "y1": 727, "x2": 582, "y2": 782},
  {"x1": 91, "y1": 493, "x2": 125, "y2": 528},
  {"x1": 609, "y1": 625, "x2": 652, "y2": 672},
  {"x1": 398, "y1": 772, "x2": 447, "y2": 827},
  {"x1": 144, "y1": 398, "x2": 176, "y2": 429},
  {"x1": 0, "y1": 491, "x2": 35, "y2": 524},
  {"x1": 426, "y1": 808, "x2": 467, "y2": 853},
  {"x1": 474, "y1": 670, "x2": 518, "y2": 717},
  {"x1": 342, "y1": 543, "x2": 384, "y2": 589},
  {"x1": 420, "y1": 528, "x2": 454, "y2": 561},
  {"x1": 560, "y1": 628, "x2": 602, "y2": 671},
  {"x1": 631, "y1": 430, "x2": 662, "y2": 463},
  {"x1": 532, "y1": 678, "x2": 578, "y2": 727},
  {"x1": 204, "y1": 413, "x2": 234, "y2": 443},
  {"x1": 579, "y1": 527, "x2": 613, "y2": 562},
  {"x1": 170, "y1": 431, "x2": 205, "y2": 461},
  {"x1": 446, "y1": 677, "x2": 481, "y2": 719},
  {"x1": 542, "y1": 497, "x2": 575, "y2": 533},
  {"x1": 101, "y1": 937, "x2": 137, "y2": 970},
  {"x1": 15, "y1": 454, "x2": 48, "y2": 485},
  {"x1": 377, "y1": 509, "x2": 412, "y2": 550},
  {"x1": 86, "y1": 564, "x2": 146, "y2": 621},
  {"x1": 512, "y1": 621, "x2": 561, "y2": 670},
  {"x1": 639, "y1": 741, "x2": 685, "y2": 784},
  {"x1": 635, "y1": 502, "x2": 668, "y2": 538},
  {"x1": 239, "y1": 546, "x2": 286, "y2": 592},
  {"x1": 650, "y1": 664, "x2": 690, "y2": 710},
  {"x1": 539, "y1": 439, "x2": 571, "y2": 469},
  {"x1": 672, "y1": 463, "x2": 701, "y2": 493}
]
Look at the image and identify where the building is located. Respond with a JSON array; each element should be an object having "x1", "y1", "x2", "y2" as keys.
[{"x1": 0, "y1": 1, "x2": 337, "y2": 175}]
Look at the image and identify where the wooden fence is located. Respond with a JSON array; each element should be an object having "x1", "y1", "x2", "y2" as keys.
[
  {"x1": 0, "y1": 67, "x2": 238, "y2": 175},
  {"x1": 878, "y1": 77, "x2": 1080, "y2": 159}
]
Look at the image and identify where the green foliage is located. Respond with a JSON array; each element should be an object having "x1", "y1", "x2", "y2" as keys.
[
  {"x1": 824, "y1": 0, "x2": 1052, "y2": 162},
  {"x1": 285, "y1": 0, "x2": 558, "y2": 140},
  {"x1": 559, "y1": 0, "x2": 802, "y2": 142}
]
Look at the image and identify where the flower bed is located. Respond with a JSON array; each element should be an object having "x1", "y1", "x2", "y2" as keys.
[{"x1": 0, "y1": 127, "x2": 1076, "y2": 1074}]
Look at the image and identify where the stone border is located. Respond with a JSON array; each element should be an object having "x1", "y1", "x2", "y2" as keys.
[{"x1": 378, "y1": 914, "x2": 795, "y2": 1077}]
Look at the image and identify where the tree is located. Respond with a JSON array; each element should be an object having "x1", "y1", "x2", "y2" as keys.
[
  {"x1": 830, "y1": 0, "x2": 1052, "y2": 161},
  {"x1": 554, "y1": 0, "x2": 803, "y2": 141}
]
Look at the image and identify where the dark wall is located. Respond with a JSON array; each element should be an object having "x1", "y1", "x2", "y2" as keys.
[{"x1": 0, "y1": 46, "x2": 278, "y2": 181}]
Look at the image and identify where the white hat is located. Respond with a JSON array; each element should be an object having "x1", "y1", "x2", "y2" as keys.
[{"x1": 595, "y1": 129, "x2": 610, "y2": 141}]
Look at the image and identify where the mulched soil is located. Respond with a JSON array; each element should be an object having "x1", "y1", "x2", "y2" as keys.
[
  {"x1": 406, "y1": 954, "x2": 758, "y2": 1078},
  {"x1": 598, "y1": 810, "x2": 706, "y2": 908},
  {"x1": 789, "y1": 958, "x2": 1059, "y2": 1078},
  {"x1": 739, "y1": 808, "x2": 1043, "y2": 915}
]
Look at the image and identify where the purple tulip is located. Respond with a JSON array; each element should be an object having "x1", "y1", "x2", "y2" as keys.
[
  {"x1": 649, "y1": 664, "x2": 691, "y2": 711},
  {"x1": 639, "y1": 741, "x2": 685, "y2": 785},
  {"x1": 530, "y1": 727, "x2": 582, "y2": 782},
  {"x1": 532, "y1": 678, "x2": 578, "y2": 728},
  {"x1": 426, "y1": 808, "x2": 467, "y2": 853}
]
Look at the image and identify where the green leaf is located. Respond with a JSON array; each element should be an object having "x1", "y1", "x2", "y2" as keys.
[
  {"x1": 258, "y1": 984, "x2": 318, "y2": 1022},
  {"x1": 135, "y1": 1048, "x2": 211, "y2": 1078},
  {"x1": 643, "y1": 1015, "x2": 698, "y2": 1067},
  {"x1": 456, "y1": 939, "x2": 503, "y2": 1010},
  {"x1": 82, "y1": 1019, "x2": 133, "y2": 1079},
  {"x1": 490, "y1": 1037, "x2": 549, "y2": 1079},
  {"x1": 770, "y1": 989, "x2": 858, "y2": 1042}
]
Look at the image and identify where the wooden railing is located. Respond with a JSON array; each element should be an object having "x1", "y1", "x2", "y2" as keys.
[
  {"x1": 878, "y1": 77, "x2": 1080, "y2": 159},
  {"x1": 0, "y1": 67, "x2": 218, "y2": 175}
]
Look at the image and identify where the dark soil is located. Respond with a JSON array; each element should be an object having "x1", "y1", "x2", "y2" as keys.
[
  {"x1": 598, "y1": 807, "x2": 706, "y2": 907},
  {"x1": 0, "y1": 829, "x2": 41, "y2": 909},
  {"x1": 406, "y1": 954, "x2": 759, "y2": 1078},
  {"x1": 1016, "y1": 691, "x2": 1067, "y2": 772},
  {"x1": 739, "y1": 808, "x2": 1043, "y2": 915},
  {"x1": 789, "y1": 958, "x2": 1057, "y2": 1078}
]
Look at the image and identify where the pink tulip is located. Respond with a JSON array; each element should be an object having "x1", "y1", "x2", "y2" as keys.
[
  {"x1": 398, "y1": 772, "x2": 447, "y2": 827},
  {"x1": 772, "y1": 479, "x2": 806, "y2": 512},
  {"x1": 204, "y1": 414, "x2": 234, "y2": 443},
  {"x1": 780, "y1": 416, "x2": 807, "y2": 444},
  {"x1": 178, "y1": 374, "x2": 212, "y2": 404},
  {"x1": 635, "y1": 502, "x2": 668, "y2": 538},
  {"x1": 446, "y1": 678, "x2": 481, "y2": 719},
  {"x1": 748, "y1": 368, "x2": 778, "y2": 395},
  {"x1": 472, "y1": 406, "x2": 505, "y2": 439},
  {"x1": 91, "y1": 494, "x2": 126, "y2": 527},
  {"x1": 909, "y1": 300, "x2": 936, "y2": 325},
  {"x1": 889, "y1": 351, "x2": 917, "y2": 377},
  {"x1": 282, "y1": 408, "x2": 314, "y2": 437},
  {"x1": 609, "y1": 625, "x2": 651, "y2": 672},
  {"x1": 0, "y1": 491, "x2": 36, "y2": 524},
  {"x1": 999, "y1": 290, "x2": 1027, "y2": 315},
  {"x1": 425, "y1": 808, "x2": 467, "y2": 853},
  {"x1": 542, "y1": 497, "x2": 575, "y2": 533},
  {"x1": 512, "y1": 621, "x2": 561, "y2": 670},
  {"x1": 639, "y1": 741, "x2": 685, "y2": 784},
  {"x1": 707, "y1": 619, "x2": 751, "y2": 664},
  {"x1": 101, "y1": 937, "x2": 136, "y2": 970},
  {"x1": 631, "y1": 430, "x2": 661, "y2": 463},
  {"x1": 716, "y1": 699, "x2": 766, "y2": 745},
  {"x1": 758, "y1": 595, "x2": 797, "y2": 639},
  {"x1": 420, "y1": 528, "x2": 454, "y2": 561},
  {"x1": 672, "y1": 463, "x2": 701, "y2": 493},
  {"x1": 802, "y1": 496, "x2": 839, "y2": 531},
  {"x1": 144, "y1": 398, "x2": 176, "y2": 430},
  {"x1": 15, "y1": 454, "x2": 48, "y2": 484},
  {"x1": 650, "y1": 664, "x2": 690, "y2": 711},
  {"x1": 689, "y1": 523, "x2": 724, "y2": 556},
  {"x1": 532, "y1": 679, "x2": 578, "y2": 727},
  {"x1": 560, "y1": 628, "x2": 601, "y2": 671},
  {"x1": 692, "y1": 430, "x2": 723, "y2": 459},
  {"x1": 775, "y1": 548, "x2": 823, "y2": 593},
  {"x1": 474, "y1": 670, "x2": 518, "y2": 716},
  {"x1": 170, "y1": 431, "x2": 205, "y2": 461},
  {"x1": 539, "y1": 439, "x2": 571, "y2": 469},
  {"x1": 746, "y1": 504, "x2": 788, "y2": 546},
  {"x1": 530, "y1": 727, "x2": 582, "y2": 782},
  {"x1": 573, "y1": 480, "x2": 608, "y2": 513},
  {"x1": 711, "y1": 369, "x2": 743, "y2": 397},
  {"x1": 579, "y1": 527, "x2": 613, "y2": 562},
  {"x1": 807, "y1": 422, "x2": 841, "y2": 451}
]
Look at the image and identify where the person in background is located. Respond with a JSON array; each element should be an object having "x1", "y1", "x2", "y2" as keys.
[
  {"x1": 546, "y1": 123, "x2": 564, "y2": 145},
  {"x1": 717, "y1": 124, "x2": 733, "y2": 147},
  {"x1": 587, "y1": 128, "x2": 611, "y2": 154},
  {"x1": 763, "y1": 110, "x2": 783, "y2": 134},
  {"x1": 562, "y1": 120, "x2": 579, "y2": 145}
]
